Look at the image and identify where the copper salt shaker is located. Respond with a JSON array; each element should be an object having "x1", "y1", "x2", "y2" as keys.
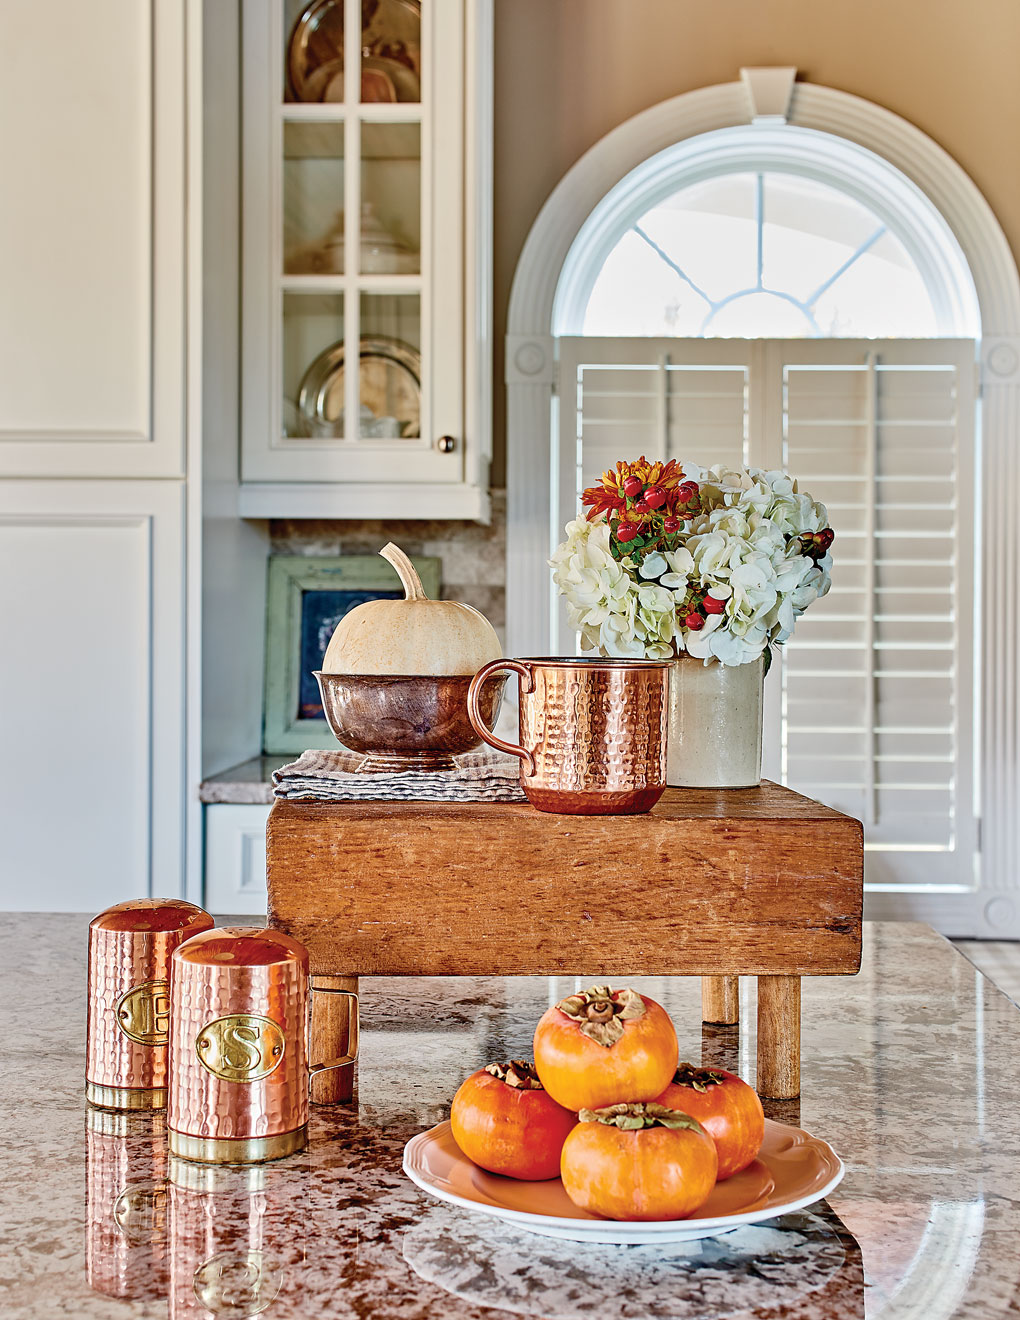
[
  {"x1": 86, "y1": 899, "x2": 215, "y2": 1111},
  {"x1": 167, "y1": 927, "x2": 358, "y2": 1165}
]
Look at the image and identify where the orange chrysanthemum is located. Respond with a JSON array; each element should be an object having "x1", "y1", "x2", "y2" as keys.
[{"x1": 582, "y1": 457, "x2": 684, "y2": 518}]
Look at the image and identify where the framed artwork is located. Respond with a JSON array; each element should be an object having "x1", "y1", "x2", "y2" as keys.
[{"x1": 263, "y1": 554, "x2": 442, "y2": 754}]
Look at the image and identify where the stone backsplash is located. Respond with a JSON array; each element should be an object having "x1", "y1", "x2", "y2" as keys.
[{"x1": 269, "y1": 490, "x2": 508, "y2": 643}]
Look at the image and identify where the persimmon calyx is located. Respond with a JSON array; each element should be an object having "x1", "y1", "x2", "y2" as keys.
[
  {"x1": 672, "y1": 1062, "x2": 729, "y2": 1092},
  {"x1": 555, "y1": 984, "x2": 645, "y2": 1047},
  {"x1": 578, "y1": 1102, "x2": 707, "y2": 1134},
  {"x1": 484, "y1": 1059, "x2": 545, "y2": 1090}
]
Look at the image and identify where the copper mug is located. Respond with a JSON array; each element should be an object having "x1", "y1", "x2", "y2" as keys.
[
  {"x1": 86, "y1": 899, "x2": 215, "y2": 1111},
  {"x1": 467, "y1": 657, "x2": 670, "y2": 814},
  {"x1": 167, "y1": 927, "x2": 358, "y2": 1165}
]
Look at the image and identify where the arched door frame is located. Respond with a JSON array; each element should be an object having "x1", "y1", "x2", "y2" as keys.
[{"x1": 506, "y1": 76, "x2": 1020, "y2": 935}]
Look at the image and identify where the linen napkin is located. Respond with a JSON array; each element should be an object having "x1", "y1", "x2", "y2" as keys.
[{"x1": 272, "y1": 747, "x2": 527, "y2": 803}]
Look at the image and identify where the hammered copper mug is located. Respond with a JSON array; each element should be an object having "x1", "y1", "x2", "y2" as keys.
[
  {"x1": 467, "y1": 657, "x2": 670, "y2": 814},
  {"x1": 167, "y1": 927, "x2": 358, "y2": 1165}
]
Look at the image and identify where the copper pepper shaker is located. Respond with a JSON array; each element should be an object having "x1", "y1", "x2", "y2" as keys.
[
  {"x1": 167, "y1": 926, "x2": 358, "y2": 1165},
  {"x1": 87, "y1": 899, "x2": 215, "y2": 1111}
]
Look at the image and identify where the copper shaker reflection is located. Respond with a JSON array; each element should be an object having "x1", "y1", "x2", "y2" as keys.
[
  {"x1": 87, "y1": 898, "x2": 215, "y2": 1110},
  {"x1": 168, "y1": 1160, "x2": 303, "y2": 1319},
  {"x1": 168, "y1": 927, "x2": 357, "y2": 1164},
  {"x1": 85, "y1": 1106, "x2": 169, "y2": 1301}
]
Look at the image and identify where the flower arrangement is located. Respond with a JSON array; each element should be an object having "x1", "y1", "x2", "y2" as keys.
[{"x1": 550, "y1": 458, "x2": 834, "y2": 667}]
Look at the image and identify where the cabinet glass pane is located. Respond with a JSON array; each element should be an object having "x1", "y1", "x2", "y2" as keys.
[
  {"x1": 283, "y1": 292, "x2": 345, "y2": 437},
  {"x1": 362, "y1": 0, "x2": 421, "y2": 104},
  {"x1": 285, "y1": 0, "x2": 344, "y2": 104},
  {"x1": 358, "y1": 293, "x2": 421, "y2": 439},
  {"x1": 283, "y1": 123, "x2": 344, "y2": 275},
  {"x1": 360, "y1": 123, "x2": 420, "y2": 274}
]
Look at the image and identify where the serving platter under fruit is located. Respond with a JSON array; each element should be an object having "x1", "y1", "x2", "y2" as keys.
[{"x1": 403, "y1": 1117, "x2": 843, "y2": 1245}]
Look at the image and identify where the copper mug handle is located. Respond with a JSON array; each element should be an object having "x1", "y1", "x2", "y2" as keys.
[
  {"x1": 307, "y1": 989, "x2": 360, "y2": 1075},
  {"x1": 467, "y1": 659, "x2": 537, "y2": 776}
]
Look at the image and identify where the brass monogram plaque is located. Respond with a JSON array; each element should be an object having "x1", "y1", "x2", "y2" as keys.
[
  {"x1": 116, "y1": 979, "x2": 171, "y2": 1046},
  {"x1": 193, "y1": 1249, "x2": 282, "y2": 1318},
  {"x1": 195, "y1": 1015, "x2": 286, "y2": 1084}
]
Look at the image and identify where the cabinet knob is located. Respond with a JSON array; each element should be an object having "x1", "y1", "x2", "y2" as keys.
[{"x1": 436, "y1": 435, "x2": 456, "y2": 453}]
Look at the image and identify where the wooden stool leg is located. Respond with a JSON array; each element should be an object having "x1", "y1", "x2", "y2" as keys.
[
  {"x1": 756, "y1": 975, "x2": 800, "y2": 1099},
  {"x1": 310, "y1": 975, "x2": 359, "y2": 1105},
  {"x1": 702, "y1": 975, "x2": 739, "y2": 1025}
]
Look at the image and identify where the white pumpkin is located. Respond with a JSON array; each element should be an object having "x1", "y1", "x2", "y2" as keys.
[{"x1": 321, "y1": 542, "x2": 502, "y2": 676}]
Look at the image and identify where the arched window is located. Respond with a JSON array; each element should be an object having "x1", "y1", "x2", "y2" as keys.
[
  {"x1": 584, "y1": 170, "x2": 940, "y2": 338},
  {"x1": 553, "y1": 125, "x2": 980, "y2": 339}
]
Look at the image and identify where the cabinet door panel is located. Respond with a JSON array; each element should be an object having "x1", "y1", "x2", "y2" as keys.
[
  {"x1": 0, "y1": 2, "x2": 185, "y2": 477},
  {"x1": 0, "y1": 482, "x2": 185, "y2": 911}
]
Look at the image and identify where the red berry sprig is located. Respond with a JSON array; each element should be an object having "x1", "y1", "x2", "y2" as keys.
[{"x1": 608, "y1": 474, "x2": 703, "y2": 561}]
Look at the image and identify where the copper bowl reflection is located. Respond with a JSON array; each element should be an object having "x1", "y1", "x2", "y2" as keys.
[{"x1": 314, "y1": 671, "x2": 507, "y2": 772}]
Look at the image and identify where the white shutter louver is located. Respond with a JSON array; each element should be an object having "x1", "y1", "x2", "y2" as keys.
[{"x1": 557, "y1": 337, "x2": 978, "y2": 891}]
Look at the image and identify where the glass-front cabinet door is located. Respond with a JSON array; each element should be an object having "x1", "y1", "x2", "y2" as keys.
[{"x1": 241, "y1": 0, "x2": 491, "y2": 520}]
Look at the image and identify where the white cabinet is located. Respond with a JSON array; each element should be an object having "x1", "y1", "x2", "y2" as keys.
[
  {"x1": 0, "y1": 2, "x2": 187, "y2": 480},
  {"x1": 0, "y1": 482, "x2": 186, "y2": 911},
  {"x1": 239, "y1": 0, "x2": 492, "y2": 520},
  {"x1": 204, "y1": 805, "x2": 272, "y2": 915},
  {"x1": 0, "y1": 1, "x2": 194, "y2": 912}
]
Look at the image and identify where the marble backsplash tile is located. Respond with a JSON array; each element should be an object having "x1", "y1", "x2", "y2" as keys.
[{"x1": 270, "y1": 490, "x2": 508, "y2": 641}]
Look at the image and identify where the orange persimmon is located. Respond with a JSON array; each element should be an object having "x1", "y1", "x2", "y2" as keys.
[
  {"x1": 654, "y1": 1062, "x2": 765, "y2": 1179},
  {"x1": 533, "y1": 984, "x2": 678, "y2": 1112},
  {"x1": 560, "y1": 1103, "x2": 718, "y2": 1221},
  {"x1": 450, "y1": 1060, "x2": 577, "y2": 1180}
]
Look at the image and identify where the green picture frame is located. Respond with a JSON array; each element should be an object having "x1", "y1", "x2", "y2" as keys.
[{"x1": 263, "y1": 554, "x2": 442, "y2": 755}]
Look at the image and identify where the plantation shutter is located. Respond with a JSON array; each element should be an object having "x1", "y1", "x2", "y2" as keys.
[{"x1": 556, "y1": 337, "x2": 978, "y2": 889}]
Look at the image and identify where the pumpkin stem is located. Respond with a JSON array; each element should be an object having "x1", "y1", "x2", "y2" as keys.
[{"x1": 380, "y1": 542, "x2": 429, "y2": 602}]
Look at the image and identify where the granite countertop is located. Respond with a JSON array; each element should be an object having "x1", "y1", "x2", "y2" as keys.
[
  {"x1": 2, "y1": 915, "x2": 1018, "y2": 1319},
  {"x1": 199, "y1": 757, "x2": 289, "y2": 805}
]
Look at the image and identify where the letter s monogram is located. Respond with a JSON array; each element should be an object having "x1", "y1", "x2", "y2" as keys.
[
  {"x1": 195, "y1": 1015, "x2": 286, "y2": 1083},
  {"x1": 220, "y1": 1024, "x2": 262, "y2": 1074}
]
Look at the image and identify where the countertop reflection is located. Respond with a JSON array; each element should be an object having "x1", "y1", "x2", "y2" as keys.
[{"x1": 0, "y1": 916, "x2": 1014, "y2": 1319}]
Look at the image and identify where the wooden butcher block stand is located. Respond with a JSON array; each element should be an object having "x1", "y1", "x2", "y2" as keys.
[{"x1": 266, "y1": 781, "x2": 863, "y2": 1103}]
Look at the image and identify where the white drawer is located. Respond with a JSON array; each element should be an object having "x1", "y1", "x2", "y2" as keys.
[{"x1": 204, "y1": 804, "x2": 271, "y2": 915}]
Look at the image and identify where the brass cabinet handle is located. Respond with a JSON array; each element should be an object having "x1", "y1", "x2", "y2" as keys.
[{"x1": 436, "y1": 435, "x2": 456, "y2": 453}]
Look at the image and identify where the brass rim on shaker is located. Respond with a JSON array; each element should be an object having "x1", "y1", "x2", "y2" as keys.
[
  {"x1": 167, "y1": 1128, "x2": 308, "y2": 1166},
  {"x1": 86, "y1": 1082, "x2": 169, "y2": 1112}
]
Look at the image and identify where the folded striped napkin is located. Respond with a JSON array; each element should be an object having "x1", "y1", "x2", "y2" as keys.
[{"x1": 272, "y1": 747, "x2": 527, "y2": 803}]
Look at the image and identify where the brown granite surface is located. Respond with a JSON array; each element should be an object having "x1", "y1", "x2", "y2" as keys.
[
  {"x1": 200, "y1": 757, "x2": 288, "y2": 804},
  {"x1": 1, "y1": 916, "x2": 1018, "y2": 1318}
]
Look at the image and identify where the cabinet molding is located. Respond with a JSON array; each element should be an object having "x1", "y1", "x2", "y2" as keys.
[
  {"x1": 0, "y1": 2, "x2": 186, "y2": 478},
  {"x1": 0, "y1": 481, "x2": 186, "y2": 910}
]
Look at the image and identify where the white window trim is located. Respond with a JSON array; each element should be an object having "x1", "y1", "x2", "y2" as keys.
[{"x1": 505, "y1": 75, "x2": 1020, "y2": 937}]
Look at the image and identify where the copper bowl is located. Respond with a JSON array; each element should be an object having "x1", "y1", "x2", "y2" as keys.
[{"x1": 314, "y1": 671, "x2": 508, "y2": 772}]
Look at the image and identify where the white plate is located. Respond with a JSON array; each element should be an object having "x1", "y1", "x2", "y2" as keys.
[{"x1": 403, "y1": 1117, "x2": 844, "y2": 1245}]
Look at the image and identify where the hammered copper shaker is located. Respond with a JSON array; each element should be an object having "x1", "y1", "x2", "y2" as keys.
[
  {"x1": 467, "y1": 656, "x2": 670, "y2": 814},
  {"x1": 167, "y1": 927, "x2": 358, "y2": 1165},
  {"x1": 85, "y1": 1107, "x2": 169, "y2": 1301},
  {"x1": 87, "y1": 899, "x2": 215, "y2": 1111}
]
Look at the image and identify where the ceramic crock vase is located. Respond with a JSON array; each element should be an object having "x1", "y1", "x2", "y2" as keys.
[{"x1": 667, "y1": 654, "x2": 764, "y2": 789}]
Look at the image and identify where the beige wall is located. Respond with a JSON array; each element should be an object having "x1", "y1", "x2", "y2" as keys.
[{"x1": 492, "y1": 0, "x2": 1020, "y2": 484}]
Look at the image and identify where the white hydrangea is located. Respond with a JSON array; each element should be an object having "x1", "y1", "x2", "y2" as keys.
[{"x1": 551, "y1": 465, "x2": 833, "y2": 666}]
